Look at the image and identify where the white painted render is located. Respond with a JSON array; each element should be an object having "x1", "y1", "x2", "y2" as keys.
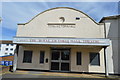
[
  {"x1": 14, "y1": 7, "x2": 119, "y2": 74},
  {"x1": 0, "y1": 43, "x2": 16, "y2": 56}
]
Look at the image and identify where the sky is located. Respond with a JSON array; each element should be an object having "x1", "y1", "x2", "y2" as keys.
[{"x1": 1, "y1": 2, "x2": 119, "y2": 40}]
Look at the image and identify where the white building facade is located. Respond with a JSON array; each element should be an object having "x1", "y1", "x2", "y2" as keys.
[
  {"x1": 0, "y1": 40, "x2": 16, "y2": 56},
  {"x1": 13, "y1": 7, "x2": 119, "y2": 75}
]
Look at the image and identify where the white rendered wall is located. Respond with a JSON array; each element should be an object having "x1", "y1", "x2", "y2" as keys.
[
  {"x1": 103, "y1": 18, "x2": 119, "y2": 74},
  {"x1": 0, "y1": 44, "x2": 16, "y2": 56}
]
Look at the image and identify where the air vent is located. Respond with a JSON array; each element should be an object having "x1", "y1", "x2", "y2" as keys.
[{"x1": 76, "y1": 17, "x2": 80, "y2": 20}]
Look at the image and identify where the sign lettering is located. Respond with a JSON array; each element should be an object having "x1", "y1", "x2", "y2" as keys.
[
  {"x1": 13, "y1": 37, "x2": 110, "y2": 46},
  {"x1": 48, "y1": 23, "x2": 75, "y2": 28}
]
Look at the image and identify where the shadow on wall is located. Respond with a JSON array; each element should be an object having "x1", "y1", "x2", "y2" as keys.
[
  {"x1": 107, "y1": 19, "x2": 119, "y2": 74},
  {"x1": 118, "y1": 18, "x2": 120, "y2": 74}
]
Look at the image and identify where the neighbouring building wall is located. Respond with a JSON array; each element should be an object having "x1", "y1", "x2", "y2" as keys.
[
  {"x1": 118, "y1": 17, "x2": 120, "y2": 74},
  {"x1": 102, "y1": 17, "x2": 120, "y2": 74},
  {"x1": 0, "y1": 43, "x2": 16, "y2": 56}
]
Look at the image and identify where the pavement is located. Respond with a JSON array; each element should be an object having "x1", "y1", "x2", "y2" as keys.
[{"x1": 1, "y1": 70, "x2": 120, "y2": 80}]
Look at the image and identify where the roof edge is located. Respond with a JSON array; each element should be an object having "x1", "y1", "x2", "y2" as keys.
[
  {"x1": 0, "y1": 40, "x2": 13, "y2": 44},
  {"x1": 99, "y1": 15, "x2": 120, "y2": 23},
  {"x1": 18, "y1": 7, "x2": 101, "y2": 25}
]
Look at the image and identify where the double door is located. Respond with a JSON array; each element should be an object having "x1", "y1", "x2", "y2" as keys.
[{"x1": 51, "y1": 49, "x2": 70, "y2": 71}]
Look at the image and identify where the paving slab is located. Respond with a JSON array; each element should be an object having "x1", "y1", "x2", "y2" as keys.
[{"x1": 1, "y1": 70, "x2": 120, "y2": 80}]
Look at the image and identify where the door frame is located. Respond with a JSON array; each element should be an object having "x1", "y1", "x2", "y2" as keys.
[{"x1": 50, "y1": 48, "x2": 71, "y2": 72}]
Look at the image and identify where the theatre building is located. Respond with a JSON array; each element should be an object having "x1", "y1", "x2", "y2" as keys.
[{"x1": 13, "y1": 7, "x2": 111, "y2": 74}]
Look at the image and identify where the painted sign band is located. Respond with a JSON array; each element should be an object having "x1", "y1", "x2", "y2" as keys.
[{"x1": 13, "y1": 37, "x2": 110, "y2": 46}]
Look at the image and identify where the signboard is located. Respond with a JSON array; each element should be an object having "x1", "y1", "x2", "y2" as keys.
[
  {"x1": 0, "y1": 61, "x2": 5, "y2": 65},
  {"x1": 48, "y1": 23, "x2": 75, "y2": 28},
  {"x1": 0, "y1": 61, "x2": 13, "y2": 66},
  {"x1": 13, "y1": 37, "x2": 110, "y2": 46}
]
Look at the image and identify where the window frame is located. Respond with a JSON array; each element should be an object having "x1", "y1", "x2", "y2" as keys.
[
  {"x1": 23, "y1": 50, "x2": 33, "y2": 63},
  {"x1": 89, "y1": 52, "x2": 100, "y2": 66}
]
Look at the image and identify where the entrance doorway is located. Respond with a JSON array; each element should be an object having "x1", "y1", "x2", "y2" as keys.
[{"x1": 51, "y1": 49, "x2": 70, "y2": 71}]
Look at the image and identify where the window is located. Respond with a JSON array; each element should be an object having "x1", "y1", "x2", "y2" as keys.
[
  {"x1": 90, "y1": 53, "x2": 100, "y2": 66},
  {"x1": 11, "y1": 44, "x2": 14, "y2": 46},
  {"x1": 40, "y1": 51, "x2": 45, "y2": 64},
  {"x1": 6, "y1": 44, "x2": 9, "y2": 46},
  {"x1": 5, "y1": 53, "x2": 8, "y2": 55},
  {"x1": 5, "y1": 48, "x2": 8, "y2": 50},
  {"x1": 10, "y1": 48, "x2": 13, "y2": 50},
  {"x1": 76, "y1": 17, "x2": 80, "y2": 20},
  {"x1": 9, "y1": 53, "x2": 13, "y2": 55},
  {"x1": 59, "y1": 17, "x2": 65, "y2": 22},
  {"x1": 76, "y1": 52, "x2": 82, "y2": 65},
  {"x1": 23, "y1": 51, "x2": 33, "y2": 63}
]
